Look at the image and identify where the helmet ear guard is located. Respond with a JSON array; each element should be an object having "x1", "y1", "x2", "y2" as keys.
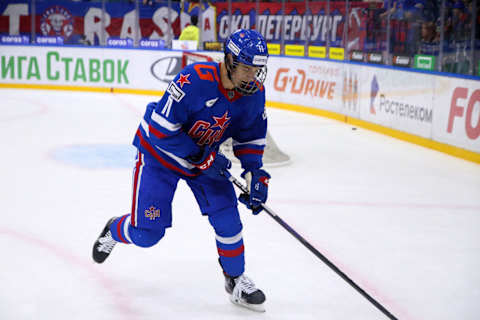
[{"x1": 223, "y1": 29, "x2": 269, "y2": 96}]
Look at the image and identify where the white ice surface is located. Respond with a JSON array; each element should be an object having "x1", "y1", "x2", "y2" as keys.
[{"x1": 1, "y1": 89, "x2": 479, "y2": 320}]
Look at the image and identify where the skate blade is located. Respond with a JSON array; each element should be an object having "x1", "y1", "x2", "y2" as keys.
[{"x1": 229, "y1": 295, "x2": 265, "y2": 312}]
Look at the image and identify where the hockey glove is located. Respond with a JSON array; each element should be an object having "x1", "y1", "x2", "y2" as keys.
[
  {"x1": 238, "y1": 169, "x2": 271, "y2": 215},
  {"x1": 188, "y1": 146, "x2": 232, "y2": 181}
]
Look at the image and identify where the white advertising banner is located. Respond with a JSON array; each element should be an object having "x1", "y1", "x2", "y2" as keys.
[
  {"x1": 0, "y1": 45, "x2": 182, "y2": 92},
  {"x1": 1, "y1": 45, "x2": 479, "y2": 155},
  {"x1": 265, "y1": 57, "x2": 346, "y2": 114},
  {"x1": 433, "y1": 77, "x2": 480, "y2": 152},
  {"x1": 357, "y1": 65, "x2": 435, "y2": 139}
]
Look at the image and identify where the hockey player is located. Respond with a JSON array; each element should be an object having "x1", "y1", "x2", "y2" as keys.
[{"x1": 92, "y1": 29, "x2": 271, "y2": 312}]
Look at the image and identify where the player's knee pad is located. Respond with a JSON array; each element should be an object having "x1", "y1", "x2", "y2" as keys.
[
  {"x1": 128, "y1": 224, "x2": 165, "y2": 248},
  {"x1": 208, "y1": 206, "x2": 243, "y2": 237}
]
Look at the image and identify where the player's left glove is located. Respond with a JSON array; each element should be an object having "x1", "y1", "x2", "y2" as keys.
[
  {"x1": 238, "y1": 168, "x2": 271, "y2": 215},
  {"x1": 188, "y1": 146, "x2": 231, "y2": 180}
]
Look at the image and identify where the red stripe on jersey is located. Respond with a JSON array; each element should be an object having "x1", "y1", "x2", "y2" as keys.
[
  {"x1": 116, "y1": 215, "x2": 129, "y2": 244},
  {"x1": 234, "y1": 148, "x2": 264, "y2": 157},
  {"x1": 136, "y1": 129, "x2": 198, "y2": 177},
  {"x1": 131, "y1": 153, "x2": 143, "y2": 227},
  {"x1": 217, "y1": 244, "x2": 245, "y2": 258},
  {"x1": 149, "y1": 124, "x2": 168, "y2": 139}
]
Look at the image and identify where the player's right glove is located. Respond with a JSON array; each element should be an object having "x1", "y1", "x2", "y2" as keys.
[
  {"x1": 238, "y1": 168, "x2": 271, "y2": 215},
  {"x1": 188, "y1": 146, "x2": 231, "y2": 180}
]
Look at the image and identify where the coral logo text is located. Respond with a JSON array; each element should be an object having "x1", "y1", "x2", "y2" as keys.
[
  {"x1": 274, "y1": 68, "x2": 336, "y2": 100},
  {"x1": 41, "y1": 6, "x2": 73, "y2": 39},
  {"x1": 145, "y1": 206, "x2": 161, "y2": 221},
  {"x1": 448, "y1": 87, "x2": 480, "y2": 140}
]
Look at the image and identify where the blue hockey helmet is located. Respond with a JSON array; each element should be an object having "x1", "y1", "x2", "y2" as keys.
[
  {"x1": 225, "y1": 29, "x2": 268, "y2": 67},
  {"x1": 224, "y1": 29, "x2": 269, "y2": 95}
]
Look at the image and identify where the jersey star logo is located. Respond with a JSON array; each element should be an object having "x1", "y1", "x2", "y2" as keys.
[
  {"x1": 176, "y1": 73, "x2": 191, "y2": 88},
  {"x1": 211, "y1": 111, "x2": 231, "y2": 130}
]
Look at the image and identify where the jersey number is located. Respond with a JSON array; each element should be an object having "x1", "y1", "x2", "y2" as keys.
[
  {"x1": 194, "y1": 64, "x2": 219, "y2": 82},
  {"x1": 161, "y1": 96, "x2": 173, "y2": 117}
]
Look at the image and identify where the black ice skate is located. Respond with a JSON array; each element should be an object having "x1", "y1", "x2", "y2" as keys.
[
  {"x1": 224, "y1": 273, "x2": 266, "y2": 312},
  {"x1": 92, "y1": 217, "x2": 117, "y2": 263}
]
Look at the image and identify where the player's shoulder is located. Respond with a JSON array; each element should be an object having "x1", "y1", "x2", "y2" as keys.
[
  {"x1": 169, "y1": 62, "x2": 220, "y2": 98},
  {"x1": 180, "y1": 62, "x2": 221, "y2": 86},
  {"x1": 166, "y1": 62, "x2": 219, "y2": 105}
]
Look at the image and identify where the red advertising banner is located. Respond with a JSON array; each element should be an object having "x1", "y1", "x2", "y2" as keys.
[{"x1": 1, "y1": 1, "x2": 375, "y2": 49}]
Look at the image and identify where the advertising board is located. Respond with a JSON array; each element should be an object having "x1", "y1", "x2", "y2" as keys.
[
  {"x1": 433, "y1": 77, "x2": 480, "y2": 152},
  {"x1": 1, "y1": 44, "x2": 479, "y2": 159},
  {"x1": 0, "y1": 45, "x2": 181, "y2": 92},
  {"x1": 358, "y1": 66, "x2": 435, "y2": 138},
  {"x1": 265, "y1": 56, "x2": 344, "y2": 113}
]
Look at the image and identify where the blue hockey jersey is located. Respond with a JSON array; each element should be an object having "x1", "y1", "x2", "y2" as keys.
[{"x1": 133, "y1": 61, "x2": 267, "y2": 177}]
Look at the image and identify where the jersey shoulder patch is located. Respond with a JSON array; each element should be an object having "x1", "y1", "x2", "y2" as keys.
[{"x1": 167, "y1": 81, "x2": 186, "y2": 102}]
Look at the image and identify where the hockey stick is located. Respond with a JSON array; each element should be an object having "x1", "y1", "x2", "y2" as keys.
[{"x1": 226, "y1": 172, "x2": 399, "y2": 320}]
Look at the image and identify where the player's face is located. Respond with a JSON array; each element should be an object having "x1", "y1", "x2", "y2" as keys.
[{"x1": 232, "y1": 63, "x2": 261, "y2": 85}]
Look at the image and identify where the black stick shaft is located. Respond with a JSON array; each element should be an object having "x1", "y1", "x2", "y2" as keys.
[{"x1": 229, "y1": 175, "x2": 398, "y2": 320}]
